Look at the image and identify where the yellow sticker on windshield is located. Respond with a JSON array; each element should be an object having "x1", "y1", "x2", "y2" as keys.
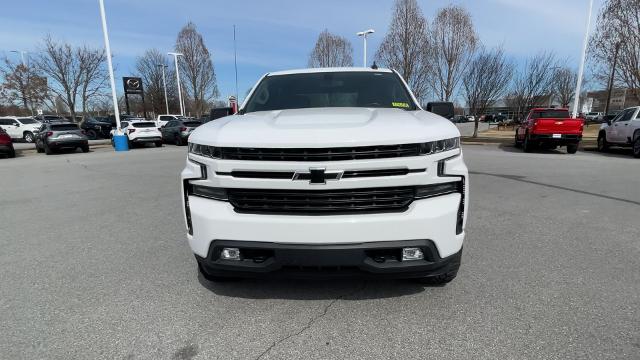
[{"x1": 392, "y1": 102, "x2": 410, "y2": 108}]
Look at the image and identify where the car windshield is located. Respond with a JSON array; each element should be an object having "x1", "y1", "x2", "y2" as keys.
[
  {"x1": 133, "y1": 122, "x2": 157, "y2": 128},
  {"x1": 533, "y1": 110, "x2": 570, "y2": 119},
  {"x1": 183, "y1": 121, "x2": 202, "y2": 127},
  {"x1": 51, "y1": 124, "x2": 79, "y2": 131},
  {"x1": 243, "y1": 71, "x2": 417, "y2": 113},
  {"x1": 19, "y1": 118, "x2": 38, "y2": 124}
]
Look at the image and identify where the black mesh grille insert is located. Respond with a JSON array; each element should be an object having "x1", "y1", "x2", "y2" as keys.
[
  {"x1": 227, "y1": 187, "x2": 416, "y2": 214},
  {"x1": 218, "y1": 143, "x2": 421, "y2": 161}
]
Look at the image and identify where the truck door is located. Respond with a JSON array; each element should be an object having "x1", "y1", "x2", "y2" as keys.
[{"x1": 610, "y1": 109, "x2": 635, "y2": 143}]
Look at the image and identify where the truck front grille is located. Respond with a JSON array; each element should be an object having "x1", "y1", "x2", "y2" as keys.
[
  {"x1": 217, "y1": 143, "x2": 421, "y2": 161},
  {"x1": 227, "y1": 187, "x2": 416, "y2": 214}
]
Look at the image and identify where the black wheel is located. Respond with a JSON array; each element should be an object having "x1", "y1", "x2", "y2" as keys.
[
  {"x1": 44, "y1": 142, "x2": 53, "y2": 155},
  {"x1": 8, "y1": 147, "x2": 15, "y2": 158},
  {"x1": 414, "y1": 250, "x2": 462, "y2": 286},
  {"x1": 155, "y1": 141, "x2": 163, "y2": 147},
  {"x1": 597, "y1": 132, "x2": 609, "y2": 152},
  {"x1": 86, "y1": 129, "x2": 97, "y2": 140},
  {"x1": 81, "y1": 145, "x2": 90, "y2": 153},
  {"x1": 23, "y1": 131, "x2": 34, "y2": 143},
  {"x1": 514, "y1": 132, "x2": 522, "y2": 148},
  {"x1": 36, "y1": 142, "x2": 44, "y2": 153},
  {"x1": 523, "y1": 133, "x2": 534, "y2": 153},
  {"x1": 198, "y1": 263, "x2": 240, "y2": 282},
  {"x1": 567, "y1": 143, "x2": 578, "y2": 154},
  {"x1": 174, "y1": 135, "x2": 183, "y2": 146},
  {"x1": 128, "y1": 140, "x2": 134, "y2": 148},
  {"x1": 633, "y1": 132, "x2": 640, "y2": 158}
]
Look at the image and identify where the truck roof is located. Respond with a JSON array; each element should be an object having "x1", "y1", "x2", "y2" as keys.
[{"x1": 268, "y1": 67, "x2": 393, "y2": 76}]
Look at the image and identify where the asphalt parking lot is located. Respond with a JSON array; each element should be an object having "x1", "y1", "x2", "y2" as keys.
[{"x1": 1, "y1": 144, "x2": 639, "y2": 359}]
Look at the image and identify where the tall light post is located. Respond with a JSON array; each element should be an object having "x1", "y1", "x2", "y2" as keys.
[
  {"x1": 157, "y1": 64, "x2": 169, "y2": 115},
  {"x1": 572, "y1": 0, "x2": 594, "y2": 118},
  {"x1": 98, "y1": 0, "x2": 127, "y2": 151},
  {"x1": 10, "y1": 50, "x2": 27, "y2": 66},
  {"x1": 168, "y1": 52, "x2": 185, "y2": 116},
  {"x1": 356, "y1": 29, "x2": 375, "y2": 67}
]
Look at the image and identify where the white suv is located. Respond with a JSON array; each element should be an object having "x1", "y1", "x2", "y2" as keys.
[
  {"x1": 0, "y1": 116, "x2": 41, "y2": 142},
  {"x1": 597, "y1": 106, "x2": 640, "y2": 158},
  {"x1": 156, "y1": 114, "x2": 184, "y2": 128},
  {"x1": 181, "y1": 68, "x2": 469, "y2": 284},
  {"x1": 111, "y1": 121, "x2": 163, "y2": 148}
]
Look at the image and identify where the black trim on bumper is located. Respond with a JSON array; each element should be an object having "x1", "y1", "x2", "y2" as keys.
[
  {"x1": 529, "y1": 134, "x2": 582, "y2": 144},
  {"x1": 47, "y1": 140, "x2": 88, "y2": 149},
  {"x1": 196, "y1": 240, "x2": 461, "y2": 279}
]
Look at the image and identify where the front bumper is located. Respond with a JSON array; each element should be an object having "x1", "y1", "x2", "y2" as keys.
[{"x1": 197, "y1": 240, "x2": 462, "y2": 279}]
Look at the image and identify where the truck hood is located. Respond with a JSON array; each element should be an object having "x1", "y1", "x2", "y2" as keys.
[{"x1": 190, "y1": 108, "x2": 460, "y2": 147}]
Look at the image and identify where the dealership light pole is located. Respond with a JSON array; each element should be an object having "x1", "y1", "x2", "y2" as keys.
[
  {"x1": 10, "y1": 50, "x2": 27, "y2": 66},
  {"x1": 98, "y1": 0, "x2": 127, "y2": 151},
  {"x1": 356, "y1": 29, "x2": 374, "y2": 67},
  {"x1": 572, "y1": 0, "x2": 594, "y2": 118},
  {"x1": 157, "y1": 64, "x2": 169, "y2": 115},
  {"x1": 168, "y1": 52, "x2": 185, "y2": 116}
]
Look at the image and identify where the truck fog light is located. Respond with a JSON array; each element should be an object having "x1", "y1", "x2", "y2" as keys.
[
  {"x1": 402, "y1": 248, "x2": 424, "y2": 261},
  {"x1": 220, "y1": 248, "x2": 241, "y2": 260}
]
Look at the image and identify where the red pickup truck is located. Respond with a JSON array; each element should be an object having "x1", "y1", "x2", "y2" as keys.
[{"x1": 515, "y1": 108, "x2": 583, "y2": 153}]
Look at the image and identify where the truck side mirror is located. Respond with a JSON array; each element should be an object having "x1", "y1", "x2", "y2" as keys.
[{"x1": 425, "y1": 102, "x2": 455, "y2": 119}]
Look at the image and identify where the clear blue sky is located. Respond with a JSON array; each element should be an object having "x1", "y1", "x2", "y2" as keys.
[{"x1": 0, "y1": 0, "x2": 604, "y2": 102}]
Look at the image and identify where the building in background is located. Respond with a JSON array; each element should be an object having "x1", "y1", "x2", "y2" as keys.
[{"x1": 584, "y1": 89, "x2": 640, "y2": 114}]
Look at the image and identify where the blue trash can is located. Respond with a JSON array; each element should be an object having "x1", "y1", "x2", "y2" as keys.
[{"x1": 113, "y1": 134, "x2": 129, "y2": 152}]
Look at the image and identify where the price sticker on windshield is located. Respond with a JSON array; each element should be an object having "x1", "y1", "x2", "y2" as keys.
[{"x1": 392, "y1": 102, "x2": 410, "y2": 108}]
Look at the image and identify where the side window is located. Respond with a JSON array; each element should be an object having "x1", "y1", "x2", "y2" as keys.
[
  {"x1": 167, "y1": 121, "x2": 177, "y2": 127},
  {"x1": 121, "y1": 122, "x2": 129, "y2": 128},
  {"x1": 618, "y1": 109, "x2": 634, "y2": 122},
  {"x1": 635, "y1": 108, "x2": 640, "y2": 120},
  {"x1": 0, "y1": 119, "x2": 8, "y2": 126},
  {"x1": 159, "y1": 115, "x2": 169, "y2": 120}
]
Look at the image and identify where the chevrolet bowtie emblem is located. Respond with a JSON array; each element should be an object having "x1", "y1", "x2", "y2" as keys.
[{"x1": 293, "y1": 168, "x2": 343, "y2": 184}]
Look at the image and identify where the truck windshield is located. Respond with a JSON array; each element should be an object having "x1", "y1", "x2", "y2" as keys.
[{"x1": 243, "y1": 71, "x2": 417, "y2": 113}]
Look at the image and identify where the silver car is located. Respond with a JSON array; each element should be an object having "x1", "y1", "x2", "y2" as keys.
[{"x1": 35, "y1": 122, "x2": 89, "y2": 155}]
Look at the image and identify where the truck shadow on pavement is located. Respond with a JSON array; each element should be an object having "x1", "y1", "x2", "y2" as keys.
[{"x1": 196, "y1": 272, "x2": 441, "y2": 300}]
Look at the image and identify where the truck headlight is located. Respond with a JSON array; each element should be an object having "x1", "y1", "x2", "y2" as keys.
[
  {"x1": 418, "y1": 137, "x2": 459, "y2": 155},
  {"x1": 188, "y1": 143, "x2": 221, "y2": 158}
]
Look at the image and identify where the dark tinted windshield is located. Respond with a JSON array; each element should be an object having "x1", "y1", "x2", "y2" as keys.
[
  {"x1": 51, "y1": 124, "x2": 79, "y2": 131},
  {"x1": 532, "y1": 110, "x2": 570, "y2": 119},
  {"x1": 183, "y1": 121, "x2": 202, "y2": 127},
  {"x1": 243, "y1": 71, "x2": 417, "y2": 113},
  {"x1": 132, "y1": 122, "x2": 157, "y2": 128}
]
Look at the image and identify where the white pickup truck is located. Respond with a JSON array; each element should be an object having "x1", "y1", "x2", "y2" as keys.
[
  {"x1": 597, "y1": 106, "x2": 640, "y2": 158},
  {"x1": 181, "y1": 67, "x2": 469, "y2": 284},
  {"x1": 156, "y1": 114, "x2": 184, "y2": 128}
]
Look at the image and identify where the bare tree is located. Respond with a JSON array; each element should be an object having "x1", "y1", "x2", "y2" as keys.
[
  {"x1": 375, "y1": 0, "x2": 431, "y2": 103},
  {"x1": 78, "y1": 46, "x2": 108, "y2": 115},
  {"x1": 175, "y1": 22, "x2": 219, "y2": 117},
  {"x1": 0, "y1": 57, "x2": 48, "y2": 114},
  {"x1": 36, "y1": 36, "x2": 108, "y2": 120},
  {"x1": 553, "y1": 67, "x2": 578, "y2": 108},
  {"x1": 136, "y1": 49, "x2": 180, "y2": 115},
  {"x1": 428, "y1": 5, "x2": 478, "y2": 101},
  {"x1": 509, "y1": 52, "x2": 558, "y2": 120},
  {"x1": 308, "y1": 30, "x2": 353, "y2": 68},
  {"x1": 462, "y1": 47, "x2": 514, "y2": 137},
  {"x1": 589, "y1": 0, "x2": 640, "y2": 102}
]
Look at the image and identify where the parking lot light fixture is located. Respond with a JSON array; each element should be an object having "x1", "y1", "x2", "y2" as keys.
[
  {"x1": 168, "y1": 52, "x2": 185, "y2": 116},
  {"x1": 356, "y1": 29, "x2": 375, "y2": 67}
]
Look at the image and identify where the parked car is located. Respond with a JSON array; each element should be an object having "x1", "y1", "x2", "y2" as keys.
[
  {"x1": 160, "y1": 119, "x2": 202, "y2": 146},
  {"x1": 156, "y1": 114, "x2": 184, "y2": 127},
  {"x1": 80, "y1": 117, "x2": 112, "y2": 139},
  {"x1": 34, "y1": 114, "x2": 66, "y2": 123},
  {"x1": 0, "y1": 116, "x2": 41, "y2": 143},
  {"x1": 451, "y1": 115, "x2": 468, "y2": 123},
  {"x1": 110, "y1": 121, "x2": 162, "y2": 148},
  {"x1": 514, "y1": 108, "x2": 583, "y2": 153},
  {"x1": 585, "y1": 112, "x2": 604, "y2": 122},
  {"x1": 597, "y1": 106, "x2": 640, "y2": 158},
  {"x1": 35, "y1": 122, "x2": 89, "y2": 155},
  {"x1": 0, "y1": 127, "x2": 16, "y2": 158},
  {"x1": 466, "y1": 115, "x2": 475, "y2": 122},
  {"x1": 108, "y1": 115, "x2": 146, "y2": 129},
  {"x1": 183, "y1": 67, "x2": 468, "y2": 285}
]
